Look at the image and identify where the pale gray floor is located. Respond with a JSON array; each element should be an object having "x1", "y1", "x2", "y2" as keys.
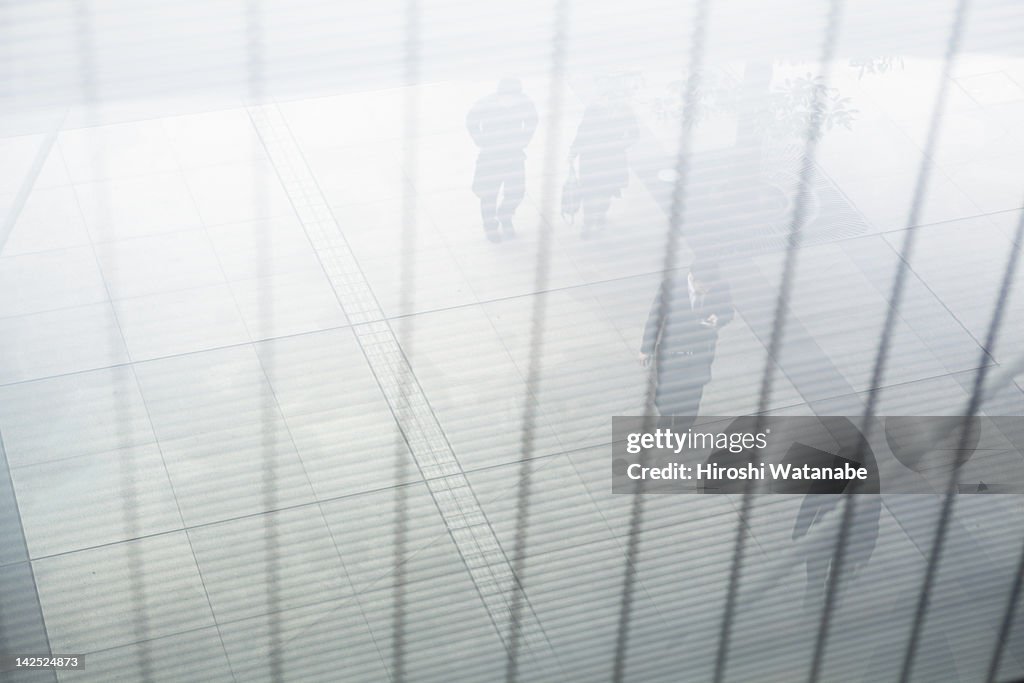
[{"x1": 2, "y1": 2, "x2": 1024, "y2": 681}]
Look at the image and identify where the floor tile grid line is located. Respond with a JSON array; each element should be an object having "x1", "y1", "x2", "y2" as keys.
[
  {"x1": 629, "y1": 81, "x2": 946, "y2": 682},
  {"x1": 244, "y1": 113, "x2": 520, "y2": 671},
  {"x1": 871, "y1": 234, "x2": 1002, "y2": 365},
  {"x1": 0, "y1": 432, "x2": 58, "y2": 683},
  {"x1": 250, "y1": 114, "x2": 383, "y2": 328},
  {"x1": 247, "y1": 102, "x2": 562, "y2": 673},
  {"x1": 2, "y1": 342, "x2": 857, "y2": 492},
  {"x1": 23, "y1": 369, "x2": 1013, "y2": 581},
  {"x1": 815, "y1": 152, "x2": 1013, "y2": 367},
  {"x1": 4, "y1": 352, "x2": 1004, "y2": 547},
  {"x1": 53, "y1": 122, "x2": 245, "y2": 681},
  {"x1": 16, "y1": 431, "x2": 824, "y2": 675},
  {"x1": 353, "y1": 306, "x2": 558, "y2": 665},
  {"x1": 18, "y1": 87, "x2": 232, "y2": 675},
  {"x1": 165, "y1": 101, "x2": 316, "y2": 666},
  {"x1": 38, "y1": 523, "x2": 481, "y2": 680},
  {"x1": 0, "y1": 202, "x2": 1013, "y2": 390},
  {"x1": 241, "y1": 315, "x2": 397, "y2": 681},
  {"x1": 36, "y1": 427, "x2": 631, "y2": 662},
  {"x1": 0, "y1": 118, "x2": 73, "y2": 681},
  {"x1": 63, "y1": 102, "x2": 313, "y2": 683},
  {"x1": 462, "y1": 200, "x2": 700, "y2": 644},
  {"x1": 244, "y1": 108, "x2": 541, "y2": 665},
  {"x1": 0, "y1": 114, "x2": 68, "y2": 257},
  {"x1": 314, "y1": 229, "x2": 548, "y2": 661},
  {"x1": 832, "y1": 238, "x2": 997, "y2": 379},
  {"x1": 1, "y1": 189, "x2": 1015, "y2": 333},
  {"x1": 267, "y1": 149, "x2": 561, "y2": 677}
]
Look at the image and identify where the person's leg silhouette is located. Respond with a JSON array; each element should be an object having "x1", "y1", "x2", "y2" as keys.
[{"x1": 498, "y1": 160, "x2": 526, "y2": 238}]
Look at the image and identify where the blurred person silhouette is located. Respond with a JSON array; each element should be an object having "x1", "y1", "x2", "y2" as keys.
[
  {"x1": 466, "y1": 78, "x2": 538, "y2": 242},
  {"x1": 567, "y1": 82, "x2": 640, "y2": 238},
  {"x1": 787, "y1": 417, "x2": 881, "y2": 612},
  {"x1": 640, "y1": 262, "x2": 733, "y2": 428}
]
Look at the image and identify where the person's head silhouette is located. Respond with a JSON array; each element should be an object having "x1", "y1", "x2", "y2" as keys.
[
  {"x1": 690, "y1": 262, "x2": 721, "y2": 295},
  {"x1": 497, "y1": 77, "x2": 523, "y2": 96}
]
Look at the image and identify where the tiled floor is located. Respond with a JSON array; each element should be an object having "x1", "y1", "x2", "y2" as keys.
[{"x1": 2, "y1": 51, "x2": 1024, "y2": 682}]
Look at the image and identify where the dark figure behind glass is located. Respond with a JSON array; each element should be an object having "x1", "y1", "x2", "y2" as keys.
[
  {"x1": 466, "y1": 78, "x2": 538, "y2": 243},
  {"x1": 791, "y1": 417, "x2": 881, "y2": 612},
  {"x1": 568, "y1": 94, "x2": 640, "y2": 238},
  {"x1": 640, "y1": 263, "x2": 734, "y2": 428}
]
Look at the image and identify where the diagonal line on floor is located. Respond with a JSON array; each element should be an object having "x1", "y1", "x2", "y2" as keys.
[{"x1": 246, "y1": 101, "x2": 564, "y2": 678}]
